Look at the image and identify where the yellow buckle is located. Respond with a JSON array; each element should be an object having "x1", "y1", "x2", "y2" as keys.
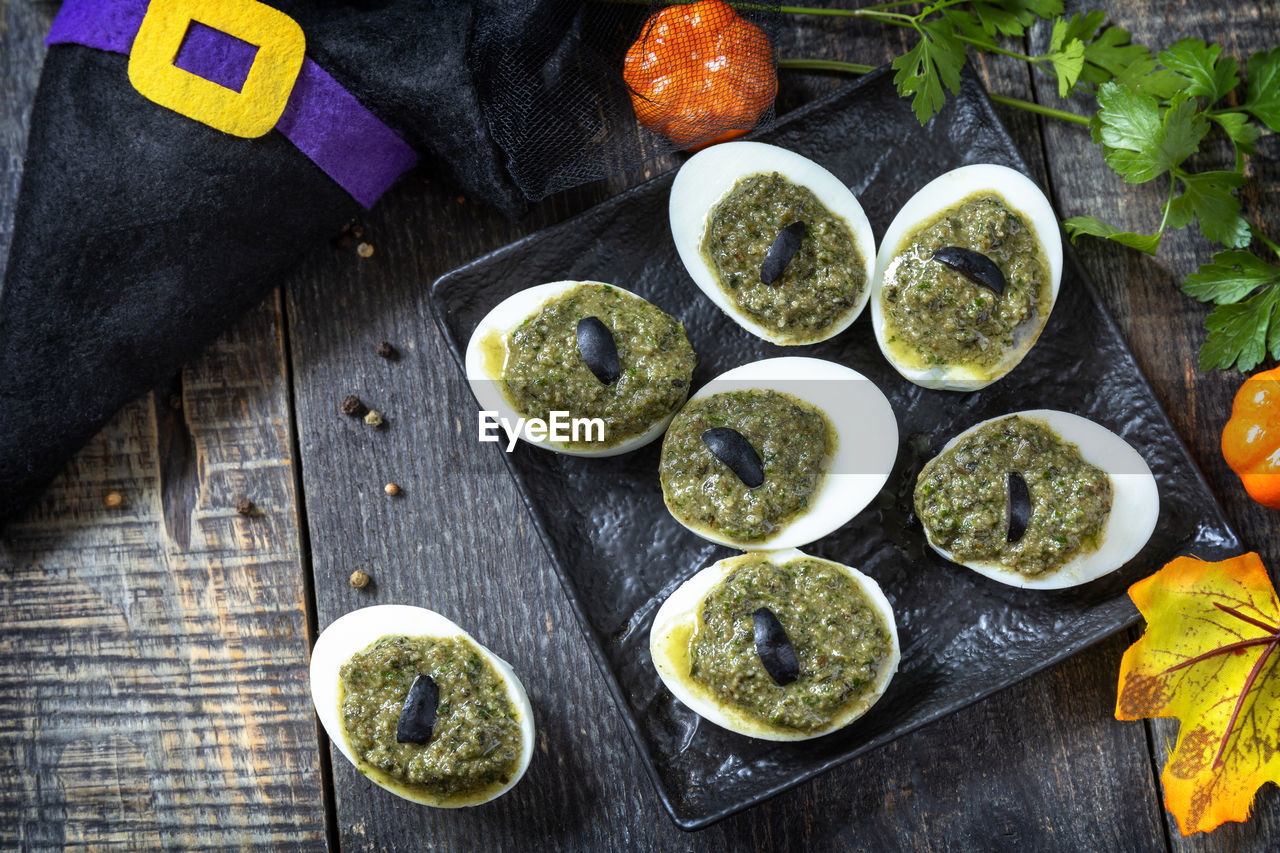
[{"x1": 128, "y1": 0, "x2": 305, "y2": 138}]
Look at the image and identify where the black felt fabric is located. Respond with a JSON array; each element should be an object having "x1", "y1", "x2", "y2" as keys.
[
  {"x1": 277, "y1": 0, "x2": 528, "y2": 215},
  {"x1": 0, "y1": 1, "x2": 589, "y2": 523}
]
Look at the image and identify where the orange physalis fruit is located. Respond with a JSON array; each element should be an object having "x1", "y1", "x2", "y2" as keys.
[
  {"x1": 1222, "y1": 365, "x2": 1280, "y2": 509},
  {"x1": 622, "y1": 0, "x2": 777, "y2": 151}
]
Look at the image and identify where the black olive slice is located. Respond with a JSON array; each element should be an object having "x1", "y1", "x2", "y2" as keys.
[
  {"x1": 760, "y1": 221, "x2": 807, "y2": 285},
  {"x1": 753, "y1": 607, "x2": 800, "y2": 686},
  {"x1": 931, "y1": 246, "x2": 1006, "y2": 296},
  {"x1": 396, "y1": 674, "x2": 439, "y2": 745},
  {"x1": 576, "y1": 316, "x2": 621, "y2": 385},
  {"x1": 1007, "y1": 471, "x2": 1031, "y2": 543},
  {"x1": 701, "y1": 427, "x2": 765, "y2": 488}
]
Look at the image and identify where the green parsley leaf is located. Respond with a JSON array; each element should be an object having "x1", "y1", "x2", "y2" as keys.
[
  {"x1": 955, "y1": 4, "x2": 1020, "y2": 38},
  {"x1": 965, "y1": 0, "x2": 1062, "y2": 38},
  {"x1": 1094, "y1": 82, "x2": 1160, "y2": 154},
  {"x1": 1183, "y1": 249, "x2": 1280, "y2": 304},
  {"x1": 1047, "y1": 20, "x2": 1086, "y2": 97},
  {"x1": 1094, "y1": 85, "x2": 1207, "y2": 183},
  {"x1": 1160, "y1": 94, "x2": 1210, "y2": 165},
  {"x1": 941, "y1": 9, "x2": 989, "y2": 43},
  {"x1": 1082, "y1": 24, "x2": 1148, "y2": 78},
  {"x1": 1057, "y1": 9, "x2": 1107, "y2": 46},
  {"x1": 1158, "y1": 38, "x2": 1240, "y2": 102},
  {"x1": 1063, "y1": 215, "x2": 1162, "y2": 254},
  {"x1": 1199, "y1": 287, "x2": 1280, "y2": 372},
  {"x1": 1082, "y1": 27, "x2": 1181, "y2": 97},
  {"x1": 1264, "y1": 308, "x2": 1280, "y2": 361},
  {"x1": 892, "y1": 20, "x2": 966, "y2": 124},
  {"x1": 1114, "y1": 59, "x2": 1188, "y2": 100},
  {"x1": 1165, "y1": 171, "x2": 1250, "y2": 248},
  {"x1": 1210, "y1": 112, "x2": 1262, "y2": 163},
  {"x1": 1268, "y1": 308, "x2": 1280, "y2": 362},
  {"x1": 1244, "y1": 47, "x2": 1280, "y2": 130}
]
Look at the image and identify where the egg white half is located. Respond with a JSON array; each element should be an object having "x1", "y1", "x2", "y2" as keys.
[
  {"x1": 870, "y1": 164, "x2": 1063, "y2": 390},
  {"x1": 661, "y1": 356, "x2": 898, "y2": 550},
  {"x1": 464, "y1": 281, "x2": 685, "y2": 456},
  {"x1": 650, "y1": 549, "x2": 900, "y2": 741},
  {"x1": 919, "y1": 409, "x2": 1159, "y2": 589},
  {"x1": 669, "y1": 141, "x2": 877, "y2": 345},
  {"x1": 310, "y1": 604, "x2": 536, "y2": 806}
]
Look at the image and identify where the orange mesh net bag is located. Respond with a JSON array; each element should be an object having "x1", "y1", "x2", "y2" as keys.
[
  {"x1": 473, "y1": 0, "x2": 779, "y2": 202},
  {"x1": 623, "y1": 0, "x2": 778, "y2": 151}
]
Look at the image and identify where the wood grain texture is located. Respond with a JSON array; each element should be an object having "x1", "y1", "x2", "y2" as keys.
[
  {"x1": 0, "y1": 2, "x2": 55, "y2": 265},
  {"x1": 0, "y1": 3, "x2": 325, "y2": 849},
  {"x1": 1029, "y1": 0, "x2": 1280, "y2": 845},
  {"x1": 0, "y1": 297, "x2": 325, "y2": 851}
]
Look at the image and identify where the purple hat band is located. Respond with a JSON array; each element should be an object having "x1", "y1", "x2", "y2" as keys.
[{"x1": 47, "y1": 0, "x2": 419, "y2": 209}]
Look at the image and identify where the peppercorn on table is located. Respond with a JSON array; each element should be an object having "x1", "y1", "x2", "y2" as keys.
[{"x1": 2, "y1": 0, "x2": 1279, "y2": 850}]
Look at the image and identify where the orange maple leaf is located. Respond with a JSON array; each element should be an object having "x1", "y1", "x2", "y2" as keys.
[{"x1": 1117, "y1": 553, "x2": 1280, "y2": 834}]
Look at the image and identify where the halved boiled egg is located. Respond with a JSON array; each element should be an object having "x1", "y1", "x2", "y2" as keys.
[
  {"x1": 871, "y1": 164, "x2": 1063, "y2": 390},
  {"x1": 669, "y1": 141, "x2": 876, "y2": 345},
  {"x1": 658, "y1": 356, "x2": 897, "y2": 550},
  {"x1": 650, "y1": 549, "x2": 900, "y2": 741},
  {"x1": 914, "y1": 409, "x2": 1159, "y2": 589},
  {"x1": 464, "y1": 281, "x2": 696, "y2": 456},
  {"x1": 310, "y1": 605, "x2": 535, "y2": 807}
]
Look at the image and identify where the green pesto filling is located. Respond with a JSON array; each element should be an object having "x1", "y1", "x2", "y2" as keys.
[
  {"x1": 914, "y1": 415, "x2": 1112, "y2": 576},
  {"x1": 660, "y1": 389, "x2": 830, "y2": 543},
  {"x1": 701, "y1": 172, "x2": 865, "y2": 343},
  {"x1": 881, "y1": 193, "x2": 1050, "y2": 369},
  {"x1": 339, "y1": 635, "x2": 522, "y2": 802},
  {"x1": 502, "y1": 284, "x2": 696, "y2": 448},
  {"x1": 689, "y1": 557, "x2": 891, "y2": 732}
]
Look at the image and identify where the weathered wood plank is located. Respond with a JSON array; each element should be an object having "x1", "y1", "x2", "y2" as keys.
[
  {"x1": 288, "y1": 6, "x2": 1167, "y2": 850},
  {"x1": 0, "y1": 297, "x2": 325, "y2": 851},
  {"x1": 0, "y1": 2, "x2": 56, "y2": 240},
  {"x1": 1030, "y1": 0, "x2": 1280, "y2": 847},
  {"x1": 0, "y1": 2, "x2": 325, "y2": 848}
]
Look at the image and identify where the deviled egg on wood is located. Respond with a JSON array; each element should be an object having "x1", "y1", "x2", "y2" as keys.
[
  {"x1": 670, "y1": 141, "x2": 876, "y2": 345},
  {"x1": 659, "y1": 357, "x2": 897, "y2": 550},
  {"x1": 310, "y1": 605, "x2": 535, "y2": 807},
  {"x1": 871, "y1": 164, "x2": 1063, "y2": 390},
  {"x1": 465, "y1": 281, "x2": 696, "y2": 455},
  {"x1": 914, "y1": 410, "x2": 1159, "y2": 589},
  {"x1": 650, "y1": 549, "x2": 900, "y2": 740}
]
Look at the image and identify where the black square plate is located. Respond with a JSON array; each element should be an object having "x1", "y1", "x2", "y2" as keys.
[{"x1": 430, "y1": 68, "x2": 1239, "y2": 829}]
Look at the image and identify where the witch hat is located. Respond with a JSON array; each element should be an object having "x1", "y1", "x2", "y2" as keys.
[{"x1": 0, "y1": 0, "x2": 586, "y2": 523}]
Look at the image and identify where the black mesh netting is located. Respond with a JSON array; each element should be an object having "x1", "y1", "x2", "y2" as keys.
[{"x1": 473, "y1": 0, "x2": 781, "y2": 202}]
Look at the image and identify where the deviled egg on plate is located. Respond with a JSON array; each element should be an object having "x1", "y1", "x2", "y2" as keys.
[
  {"x1": 914, "y1": 409, "x2": 1159, "y2": 589},
  {"x1": 871, "y1": 164, "x2": 1063, "y2": 390},
  {"x1": 650, "y1": 549, "x2": 899, "y2": 741},
  {"x1": 658, "y1": 357, "x2": 897, "y2": 550},
  {"x1": 310, "y1": 605, "x2": 535, "y2": 807},
  {"x1": 670, "y1": 141, "x2": 876, "y2": 345},
  {"x1": 465, "y1": 281, "x2": 696, "y2": 455}
]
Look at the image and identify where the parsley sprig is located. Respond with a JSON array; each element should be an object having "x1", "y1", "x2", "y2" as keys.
[{"x1": 775, "y1": 2, "x2": 1280, "y2": 372}]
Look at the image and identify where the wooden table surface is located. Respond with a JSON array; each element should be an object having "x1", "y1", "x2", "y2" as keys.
[{"x1": 3, "y1": 1, "x2": 1279, "y2": 850}]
